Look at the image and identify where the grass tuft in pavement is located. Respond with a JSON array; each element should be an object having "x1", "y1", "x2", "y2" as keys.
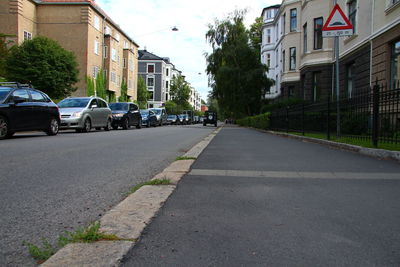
[
  {"x1": 126, "y1": 179, "x2": 171, "y2": 196},
  {"x1": 23, "y1": 239, "x2": 55, "y2": 264},
  {"x1": 176, "y1": 156, "x2": 197, "y2": 161}
]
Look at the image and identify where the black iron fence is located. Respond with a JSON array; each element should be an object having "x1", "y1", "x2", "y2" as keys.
[{"x1": 269, "y1": 82, "x2": 400, "y2": 147}]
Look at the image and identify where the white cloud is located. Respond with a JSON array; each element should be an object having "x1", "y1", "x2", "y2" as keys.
[{"x1": 96, "y1": 0, "x2": 281, "y2": 100}]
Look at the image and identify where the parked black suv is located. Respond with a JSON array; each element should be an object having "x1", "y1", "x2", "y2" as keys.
[
  {"x1": 0, "y1": 82, "x2": 60, "y2": 139},
  {"x1": 203, "y1": 111, "x2": 218, "y2": 127},
  {"x1": 109, "y1": 102, "x2": 142, "y2": 130}
]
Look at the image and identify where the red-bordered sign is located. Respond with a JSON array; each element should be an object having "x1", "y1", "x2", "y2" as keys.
[{"x1": 322, "y1": 4, "x2": 353, "y2": 37}]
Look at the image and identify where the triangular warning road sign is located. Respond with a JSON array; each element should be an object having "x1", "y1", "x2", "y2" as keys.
[{"x1": 322, "y1": 4, "x2": 353, "y2": 31}]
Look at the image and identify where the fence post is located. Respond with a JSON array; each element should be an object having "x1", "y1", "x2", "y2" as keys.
[
  {"x1": 302, "y1": 103, "x2": 305, "y2": 136},
  {"x1": 372, "y1": 81, "x2": 380, "y2": 148},
  {"x1": 286, "y1": 106, "x2": 289, "y2": 133},
  {"x1": 327, "y1": 95, "x2": 331, "y2": 140}
]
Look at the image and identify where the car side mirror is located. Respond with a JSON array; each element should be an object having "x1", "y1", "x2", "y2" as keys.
[{"x1": 13, "y1": 96, "x2": 26, "y2": 104}]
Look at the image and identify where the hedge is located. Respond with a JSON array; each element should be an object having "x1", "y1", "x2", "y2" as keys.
[{"x1": 236, "y1": 113, "x2": 270, "y2": 130}]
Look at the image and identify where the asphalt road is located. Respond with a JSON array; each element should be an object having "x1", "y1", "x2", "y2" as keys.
[
  {"x1": 122, "y1": 126, "x2": 400, "y2": 267},
  {"x1": 0, "y1": 124, "x2": 214, "y2": 267}
]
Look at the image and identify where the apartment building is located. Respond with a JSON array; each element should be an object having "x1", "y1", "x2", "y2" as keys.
[
  {"x1": 261, "y1": 0, "x2": 400, "y2": 101},
  {"x1": 0, "y1": 0, "x2": 139, "y2": 100},
  {"x1": 189, "y1": 86, "x2": 201, "y2": 111}
]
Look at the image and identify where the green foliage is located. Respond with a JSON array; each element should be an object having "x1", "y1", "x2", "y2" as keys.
[
  {"x1": 194, "y1": 110, "x2": 204, "y2": 117},
  {"x1": 248, "y1": 16, "x2": 263, "y2": 57},
  {"x1": 23, "y1": 239, "x2": 55, "y2": 263},
  {"x1": 126, "y1": 179, "x2": 171, "y2": 196},
  {"x1": 86, "y1": 76, "x2": 95, "y2": 97},
  {"x1": 95, "y1": 69, "x2": 107, "y2": 100},
  {"x1": 119, "y1": 79, "x2": 128, "y2": 102},
  {"x1": 260, "y1": 98, "x2": 306, "y2": 113},
  {"x1": 137, "y1": 75, "x2": 148, "y2": 109},
  {"x1": 205, "y1": 10, "x2": 273, "y2": 119},
  {"x1": 176, "y1": 156, "x2": 197, "y2": 161},
  {"x1": 170, "y1": 74, "x2": 191, "y2": 107},
  {"x1": 5, "y1": 36, "x2": 79, "y2": 99},
  {"x1": 341, "y1": 112, "x2": 369, "y2": 135},
  {"x1": 58, "y1": 222, "x2": 120, "y2": 248},
  {"x1": 237, "y1": 113, "x2": 270, "y2": 130},
  {"x1": 0, "y1": 33, "x2": 15, "y2": 79}
]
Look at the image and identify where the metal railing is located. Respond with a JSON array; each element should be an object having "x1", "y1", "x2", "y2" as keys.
[{"x1": 270, "y1": 81, "x2": 400, "y2": 147}]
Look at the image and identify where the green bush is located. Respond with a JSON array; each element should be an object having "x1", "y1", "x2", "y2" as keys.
[{"x1": 237, "y1": 113, "x2": 269, "y2": 130}]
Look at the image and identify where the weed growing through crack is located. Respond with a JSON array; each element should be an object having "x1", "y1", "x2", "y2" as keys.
[
  {"x1": 176, "y1": 156, "x2": 197, "y2": 161},
  {"x1": 23, "y1": 239, "x2": 55, "y2": 263},
  {"x1": 125, "y1": 179, "x2": 171, "y2": 196}
]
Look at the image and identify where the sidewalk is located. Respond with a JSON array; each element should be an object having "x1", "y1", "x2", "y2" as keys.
[{"x1": 121, "y1": 125, "x2": 400, "y2": 266}]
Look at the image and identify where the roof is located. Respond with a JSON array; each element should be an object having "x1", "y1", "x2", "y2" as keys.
[
  {"x1": 138, "y1": 50, "x2": 166, "y2": 61},
  {"x1": 32, "y1": 0, "x2": 139, "y2": 47},
  {"x1": 261, "y1": 4, "x2": 281, "y2": 16}
]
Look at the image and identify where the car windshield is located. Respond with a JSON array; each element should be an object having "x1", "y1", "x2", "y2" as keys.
[
  {"x1": 109, "y1": 103, "x2": 128, "y2": 111},
  {"x1": 140, "y1": 110, "x2": 149, "y2": 115},
  {"x1": 168, "y1": 115, "x2": 176, "y2": 119},
  {"x1": 178, "y1": 115, "x2": 184, "y2": 118},
  {"x1": 58, "y1": 98, "x2": 90, "y2": 108},
  {"x1": 151, "y1": 109, "x2": 161, "y2": 115},
  {"x1": 0, "y1": 88, "x2": 12, "y2": 102}
]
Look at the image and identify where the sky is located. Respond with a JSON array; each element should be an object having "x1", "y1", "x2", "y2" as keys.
[{"x1": 96, "y1": 0, "x2": 281, "y2": 101}]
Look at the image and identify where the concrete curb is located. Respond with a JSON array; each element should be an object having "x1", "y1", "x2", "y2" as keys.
[
  {"x1": 265, "y1": 130, "x2": 400, "y2": 163},
  {"x1": 41, "y1": 126, "x2": 222, "y2": 267}
]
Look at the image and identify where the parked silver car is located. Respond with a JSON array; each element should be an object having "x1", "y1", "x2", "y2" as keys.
[
  {"x1": 150, "y1": 108, "x2": 168, "y2": 126},
  {"x1": 58, "y1": 97, "x2": 112, "y2": 132}
]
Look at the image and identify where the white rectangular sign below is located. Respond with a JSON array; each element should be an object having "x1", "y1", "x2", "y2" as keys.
[{"x1": 322, "y1": 29, "x2": 353, "y2": 37}]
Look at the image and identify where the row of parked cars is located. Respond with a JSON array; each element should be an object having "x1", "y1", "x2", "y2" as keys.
[{"x1": 0, "y1": 82, "x2": 215, "y2": 140}]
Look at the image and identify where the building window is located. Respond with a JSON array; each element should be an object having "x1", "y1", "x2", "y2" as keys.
[
  {"x1": 276, "y1": 21, "x2": 279, "y2": 41},
  {"x1": 303, "y1": 23, "x2": 307, "y2": 53},
  {"x1": 288, "y1": 86, "x2": 295, "y2": 97},
  {"x1": 312, "y1": 72, "x2": 321, "y2": 102},
  {"x1": 282, "y1": 50, "x2": 285, "y2": 72},
  {"x1": 276, "y1": 49, "x2": 279, "y2": 67},
  {"x1": 124, "y1": 40, "x2": 129, "y2": 49},
  {"x1": 115, "y1": 33, "x2": 120, "y2": 42},
  {"x1": 23, "y1": 31, "x2": 32, "y2": 41},
  {"x1": 290, "y1": 9, "x2": 297, "y2": 32},
  {"x1": 94, "y1": 40, "x2": 100, "y2": 55},
  {"x1": 267, "y1": 29, "x2": 271, "y2": 43},
  {"x1": 94, "y1": 16, "x2": 100, "y2": 31},
  {"x1": 348, "y1": 0, "x2": 357, "y2": 33},
  {"x1": 111, "y1": 72, "x2": 116, "y2": 84},
  {"x1": 391, "y1": 40, "x2": 400, "y2": 88},
  {"x1": 314, "y1": 17, "x2": 323, "y2": 50},
  {"x1": 128, "y1": 79, "x2": 132, "y2": 89},
  {"x1": 267, "y1": 53, "x2": 271, "y2": 67},
  {"x1": 166, "y1": 81, "x2": 169, "y2": 89},
  {"x1": 147, "y1": 77, "x2": 154, "y2": 87},
  {"x1": 147, "y1": 64, "x2": 155, "y2": 73},
  {"x1": 282, "y1": 13, "x2": 286, "y2": 34},
  {"x1": 166, "y1": 68, "x2": 169, "y2": 76},
  {"x1": 346, "y1": 63, "x2": 355, "y2": 98},
  {"x1": 123, "y1": 58, "x2": 127, "y2": 69},
  {"x1": 289, "y1": 47, "x2": 296, "y2": 70},
  {"x1": 104, "y1": 46, "x2": 108, "y2": 58},
  {"x1": 92, "y1": 66, "x2": 99, "y2": 78},
  {"x1": 129, "y1": 59, "x2": 134, "y2": 71},
  {"x1": 111, "y1": 48, "x2": 117, "y2": 62},
  {"x1": 148, "y1": 91, "x2": 154, "y2": 101},
  {"x1": 105, "y1": 26, "x2": 111, "y2": 35}
]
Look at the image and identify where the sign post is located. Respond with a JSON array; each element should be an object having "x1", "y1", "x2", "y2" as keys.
[{"x1": 322, "y1": 3, "x2": 353, "y2": 138}]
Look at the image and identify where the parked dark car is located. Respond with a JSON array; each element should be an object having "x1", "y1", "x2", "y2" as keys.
[
  {"x1": 140, "y1": 109, "x2": 157, "y2": 127},
  {"x1": 203, "y1": 111, "x2": 218, "y2": 127},
  {"x1": 0, "y1": 82, "x2": 60, "y2": 139},
  {"x1": 109, "y1": 102, "x2": 142, "y2": 130},
  {"x1": 178, "y1": 114, "x2": 187, "y2": 125},
  {"x1": 167, "y1": 114, "x2": 178, "y2": 125}
]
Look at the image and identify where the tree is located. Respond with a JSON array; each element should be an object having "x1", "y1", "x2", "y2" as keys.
[
  {"x1": 118, "y1": 79, "x2": 128, "y2": 102},
  {"x1": 137, "y1": 75, "x2": 148, "y2": 109},
  {"x1": 170, "y1": 74, "x2": 191, "y2": 107},
  {"x1": 0, "y1": 33, "x2": 15, "y2": 80},
  {"x1": 5, "y1": 36, "x2": 79, "y2": 99},
  {"x1": 248, "y1": 16, "x2": 263, "y2": 58},
  {"x1": 205, "y1": 10, "x2": 272, "y2": 118}
]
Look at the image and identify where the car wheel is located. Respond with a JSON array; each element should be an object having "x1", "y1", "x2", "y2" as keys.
[
  {"x1": 203, "y1": 123, "x2": 206, "y2": 126},
  {"x1": 214, "y1": 122, "x2": 217, "y2": 127},
  {"x1": 112, "y1": 125, "x2": 118, "y2": 130},
  {"x1": 122, "y1": 118, "x2": 129, "y2": 130},
  {"x1": 0, "y1": 116, "x2": 10, "y2": 140},
  {"x1": 104, "y1": 119, "x2": 112, "y2": 131},
  {"x1": 82, "y1": 118, "x2": 91, "y2": 133},
  {"x1": 136, "y1": 119, "x2": 142, "y2": 129},
  {"x1": 45, "y1": 118, "x2": 59, "y2": 136},
  {"x1": 95, "y1": 127, "x2": 102, "y2": 131},
  {"x1": 147, "y1": 121, "x2": 150, "y2": 128},
  {"x1": 159, "y1": 120, "x2": 162, "y2": 126}
]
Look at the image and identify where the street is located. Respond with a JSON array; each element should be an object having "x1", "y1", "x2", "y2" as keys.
[
  {"x1": 0, "y1": 125, "x2": 214, "y2": 266},
  {"x1": 122, "y1": 125, "x2": 400, "y2": 266}
]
